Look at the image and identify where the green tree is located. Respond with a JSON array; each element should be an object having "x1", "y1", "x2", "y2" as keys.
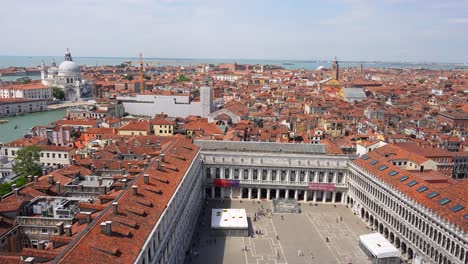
[
  {"x1": 12, "y1": 146, "x2": 42, "y2": 178},
  {"x1": 123, "y1": 74, "x2": 134, "y2": 81},
  {"x1": 176, "y1": 74, "x2": 190, "y2": 82},
  {"x1": 52, "y1": 87, "x2": 65, "y2": 100}
]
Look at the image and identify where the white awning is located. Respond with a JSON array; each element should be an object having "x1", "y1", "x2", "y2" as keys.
[
  {"x1": 211, "y1": 209, "x2": 248, "y2": 229},
  {"x1": 359, "y1": 233, "x2": 400, "y2": 258}
]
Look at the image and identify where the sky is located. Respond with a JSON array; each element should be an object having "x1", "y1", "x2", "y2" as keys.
[{"x1": 1, "y1": 0, "x2": 467, "y2": 62}]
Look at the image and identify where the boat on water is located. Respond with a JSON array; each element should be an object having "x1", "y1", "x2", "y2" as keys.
[
  {"x1": 282, "y1": 62, "x2": 295, "y2": 65},
  {"x1": 0, "y1": 120, "x2": 8, "y2": 124},
  {"x1": 14, "y1": 125, "x2": 18, "y2": 129}
]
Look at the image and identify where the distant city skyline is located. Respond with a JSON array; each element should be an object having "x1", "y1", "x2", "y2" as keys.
[{"x1": 1, "y1": 0, "x2": 468, "y2": 63}]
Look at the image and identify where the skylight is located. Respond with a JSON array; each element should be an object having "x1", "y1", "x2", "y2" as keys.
[
  {"x1": 370, "y1": 160, "x2": 379, "y2": 165},
  {"x1": 439, "y1": 198, "x2": 451, "y2": 206},
  {"x1": 388, "y1": 170, "x2": 398, "y2": 176},
  {"x1": 464, "y1": 214, "x2": 468, "y2": 220},
  {"x1": 427, "y1": 192, "x2": 439, "y2": 199},
  {"x1": 399, "y1": 176, "x2": 409, "y2": 182},
  {"x1": 378, "y1": 165, "x2": 388, "y2": 171},
  {"x1": 407, "y1": 180, "x2": 418, "y2": 187},
  {"x1": 362, "y1": 155, "x2": 370, "y2": 160},
  {"x1": 416, "y1": 186, "x2": 428, "y2": 193},
  {"x1": 450, "y1": 205, "x2": 464, "y2": 213}
]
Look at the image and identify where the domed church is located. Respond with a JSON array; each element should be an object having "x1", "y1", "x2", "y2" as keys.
[{"x1": 40, "y1": 49, "x2": 93, "y2": 101}]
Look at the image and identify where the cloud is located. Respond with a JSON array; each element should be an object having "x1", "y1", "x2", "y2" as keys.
[{"x1": 448, "y1": 18, "x2": 468, "y2": 24}]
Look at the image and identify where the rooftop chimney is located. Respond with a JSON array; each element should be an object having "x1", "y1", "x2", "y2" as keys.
[
  {"x1": 56, "y1": 222, "x2": 64, "y2": 235},
  {"x1": 112, "y1": 202, "x2": 119, "y2": 214},
  {"x1": 48, "y1": 175, "x2": 54, "y2": 184},
  {"x1": 100, "y1": 221, "x2": 112, "y2": 236},
  {"x1": 160, "y1": 154, "x2": 165, "y2": 162},
  {"x1": 34, "y1": 175, "x2": 39, "y2": 182},
  {"x1": 122, "y1": 179, "x2": 127, "y2": 188},
  {"x1": 38, "y1": 241, "x2": 45, "y2": 250},
  {"x1": 156, "y1": 159, "x2": 160, "y2": 170},
  {"x1": 64, "y1": 224, "x2": 72, "y2": 236},
  {"x1": 83, "y1": 212, "x2": 92, "y2": 223},
  {"x1": 157, "y1": 143, "x2": 161, "y2": 150},
  {"x1": 56, "y1": 182, "x2": 61, "y2": 194},
  {"x1": 27, "y1": 175, "x2": 32, "y2": 183},
  {"x1": 144, "y1": 174, "x2": 149, "y2": 184},
  {"x1": 132, "y1": 185, "x2": 138, "y2": 195},
  {"x1": 127, "y1": 162, "x2": 131, "y2": 169}
]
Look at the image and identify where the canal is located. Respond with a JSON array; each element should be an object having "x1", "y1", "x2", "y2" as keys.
[{"x1": 0, "y1": 108, "x2": 67, "y2": 143}]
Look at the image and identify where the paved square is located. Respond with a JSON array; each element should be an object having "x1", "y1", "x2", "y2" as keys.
[{"x1": 187, "y1": 200, "x2": 372, "y2": 264}]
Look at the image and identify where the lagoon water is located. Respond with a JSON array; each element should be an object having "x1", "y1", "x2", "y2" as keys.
[
  {"x1": 0, "y1": 108, "x2": 67, "y2": 144},
  {"x1": 0, "y1": 56, "x2": 466, "y2": 70}
]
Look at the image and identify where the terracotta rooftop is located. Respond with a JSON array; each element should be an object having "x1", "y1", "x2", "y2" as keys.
[
  {"x1": 56, "y1": 137, "x2": 200, "y2": 263},
  {"x1": 354, "y1": 152, "x2": 467, "y2": 233}
]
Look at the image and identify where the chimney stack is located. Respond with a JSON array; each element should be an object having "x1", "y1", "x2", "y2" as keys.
[
  {"x1": 100, "y1": 221, "x2": 112, "y2": 235},
  {"x1": 121, "y1": 179, "x2": 127, "y2": 188},
  {"x1": 38, "y1": 241, "x2": 45, "y2": 250},
  {"x1": 56, "y1": 222, "x2": 64, "y2": 235},
  {"x1": 27, "y1": 175, "x2": 32, "y2": 183},
  {"x1": 34, "y1": 175, "x2": 39, "y2": 182},
  {"x1": 160, "y1": 154, "x2": 165, "y2": 162},
  {"x1": 64, "y1": 224, "x2": 72, "y2": 236},
  {"x1": 83, "y1": 212, "x2": 92, "y2": 223},
  {"x1": 112, "y1": 202, "x2": 119, "y2": 214},
  {"x1": 127, "y1": 162, "x2": 131, "y2": 169},
  {"x1": 144, "y1": 174, "x2": 149, "y2": 184},
  {"x1": 157, "y1": 143, "x2": 161, "y2": 150},
  {"x1": 56, "y1": 182, "x2": 61, "y2": 194},
  {"x1": 132, "y1": 185, "x2": 138, "y2": 195},
  {"x1": 48, "y1": 175, "x2": 54, "y2": 184},
  {"x1": 156, "y1": 159, "x2": 160, "y2": 170}
]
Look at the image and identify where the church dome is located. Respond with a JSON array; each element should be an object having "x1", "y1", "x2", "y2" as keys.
[
  {"x1": 58, "y1": 61, "x2": 80, "y2": 76},
  {"x1": 48, "y1": 66, "x2": 58, "y2": 75}
]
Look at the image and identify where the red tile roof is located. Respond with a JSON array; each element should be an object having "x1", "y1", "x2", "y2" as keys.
[
  {"x1": 354, "y1": 152, "x2": 467, "y2": 232},
  {"x1": 57, "y1": 137, "x2": 200, "y2": 263}
]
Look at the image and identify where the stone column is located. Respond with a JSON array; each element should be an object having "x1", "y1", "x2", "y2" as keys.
[
  {"x1": 240, "y1": 188, "x2": 244, "y2": 199},
  {"x1": 294, "y1": 190, "x2": 299, "y2": 200},
  {"x1": 304, "y1": 190, "x2": 308, "y2": 202},
  {"x1": 341, "y1": 193, "x2": 346, "y2": 204},
  {"x1": 286, "y1": 170, "x2": 290, "y2": 182},
  {"x1": 211, "y1": 186, "x2": 215, "y2": 199},
  {"x1": 314, "y1": 171, "x2": 319, "y2": 182},
  {"x1": 332, "y1": 192, "x2": 336, "y2": 203},
  {"x1": 285, "y1": 189, "x2": 289, "y2": 199},
  {"x1": 230, "y1": 187, "x2": 233, "y2": 199},
  {"x1": 257, "y1": 188, "x2": 261, "y2": 200},
  {"x1": 333, "y1": 172, "x2": 337, "y2": 183},
  {"x1": 220, "y1": 188, "x2": 224, "y2": 199},
  {"x1": 248, "y1": 188, "x2": 252, "y2": 199},
  {"x1": 313, "y1": 191, "x2": 317, "y2": 202},
  {"x1": 267, "y1": 169, "x2": 272, "y2": 181},
  {"x1": 322, "y1": 192, "x2": 327, "y2": 203},
  {"x1": 220, "y1": 167, "x2": 225, "y2": 179},
  {"x1": 276, "y1": 189, "x2": 280, "y2": 199},
  {"x1": 267, "y1": 189, "x2": 271, "y2": 200},
  {"x1": 230, "y1": 168, "x2": 234, "y2": 179}
]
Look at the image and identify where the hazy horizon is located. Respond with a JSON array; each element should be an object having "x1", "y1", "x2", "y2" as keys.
[{"x1": 1, "y1": 0, "x2": 467, "y2": 63}]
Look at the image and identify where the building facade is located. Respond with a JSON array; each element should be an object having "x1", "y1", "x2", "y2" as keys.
[
  {"x1": 0, "y1": 98, "x2": 48, "y2": 117},
  {"x1": 117, "y1": 86, "x2": 213, "y2": 118},
  {"x1": 196, "y1": 141, "x2": 350, "y2": 204},
  {"x1": 348, "y1": 153, "x2": 467, "y2": 264}
]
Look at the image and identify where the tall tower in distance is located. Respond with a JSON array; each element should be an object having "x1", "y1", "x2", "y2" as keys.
[{"x1": 332, "y1": 57, "x2": 339, "y2": 80}]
